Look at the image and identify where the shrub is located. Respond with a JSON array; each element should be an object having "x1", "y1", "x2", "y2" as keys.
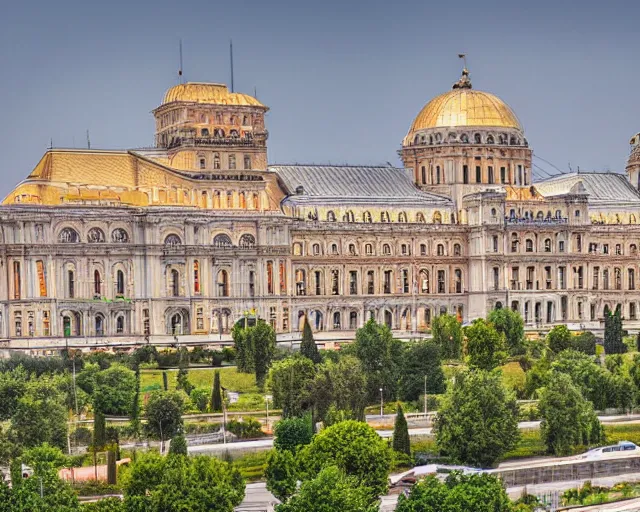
[{"x1": 227, "y1": 417, "x2": 263, "y2": 439}]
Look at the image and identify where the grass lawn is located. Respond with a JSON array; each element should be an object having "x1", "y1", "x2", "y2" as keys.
[
  {"x1": 140, "y1": 366, "x2": 258, "y2": 394},
  {"x1": 500, "y1": 361, "x2": 526, "y2": 392},
  {"x1": 228, "y1": 451, "x2": 269, "y2": 482}
]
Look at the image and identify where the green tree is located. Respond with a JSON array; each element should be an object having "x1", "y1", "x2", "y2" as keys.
[
  {"x1": 21, "y1": 443, "x2": 69, "y2": 476},
  {"x1": 552, "y1": 350, "x2": 612, "y2": 410},
  {"x1": 130, "y1": 366, "x2": 141, "y2": 435},
  {"x1": 81, "y1": 497, "x2": 125, "y2": 511},
  {"x1": 538, "y1": 372, "x2": 605, "y2": 456},
  {"x1": 190, "y1": 388, "x2": 209, "y2": 412},
  {"x1": 273, "y1": 416, "x2": 313, "y2": 453},
  {"x1": 398, "y1": 341, "x2": 445, "y2": 401},
  {"x1": 144, "y1": 391, "x2": 185, "y2": 450},
  {"x1": 353, "y1": 319, "x2": 402, "y2": 402},
  {"x1": 168, "y1": 435, "x2": 188, "y2": 456},
  {"x1": 392, "y1": 404, "x2": 411, "y2": 457},
  {"x1": 604, "y1": 307, "x2": 627, "y2": 354},
  {"x1": 122, "y1": 452, "x2": 245, "y2": 512},
  {"x1": 431, "y1": 314, "x2": 463, "y2": 360},
  {"x1": 277, "y1": 466, "x2": 377, "y2": 512},
  {"x1": 10, "y1": 377, "x2": 68, "y2": 450},
  {"x1": 0, "y1": 365, "x2": 27, "y2": 421},
  {"x1": 265, "y1": 448, "x2": 297, "y2": 503},
  {"x1": 269, "y1": 356, "x2": 316, "y2": 418},
  {"x1": 8, "y1": 470, "x2": 80, "y2": 511},
  {"x1": 107, "y1": 449, "x2": 117, "y2": 485},
  {"x1": 487, "y1": 308, "x2": 525, "y2": 355},
  {"x1": 162, "y1": 371, "x2": 169, "y2": 391},
  {"x1": 232, "y1": 322, "x2": 252, "y2": 373},
  {"x1": 547, "y1": 325, "x2": 573, "y2": 354},
  {"x1": 296, "y1": 420, "x2": 391, "y2": 500},
  {"x1": 176, "y1": 348, "x2": 194, "y2": 395},
  {"x1": 300, "y1": 316, "x2": 321, "y2": 364},
  {"x1": 93, "y1": 364, "x2": 137, "y2": 416},
  {"x1": 573, "y1": 331, "x2": 597, "y2": 355},
  {"x1": 252, "y1": 320, "x2": 277, "y2": 389},
  {"x1": 211, "y1": 370, "x2": 222, "y2": 412},
  {"x1": 434, "y1": 370, "x2": 519, "y2": 467},
  {"x1": 396, "y1": 472, "x2": 513, "y2": 512},
  {"x1": 464, "y1": 319, "x2": 507, "y2": 371}
]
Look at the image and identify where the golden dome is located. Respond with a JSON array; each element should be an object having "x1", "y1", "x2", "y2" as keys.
[
  {"x1": 405, "y1": 72, "x2": 522, "y2": 142},
  {"x1": 162, "y1": 82, "x2": 265, "y2": 107}
]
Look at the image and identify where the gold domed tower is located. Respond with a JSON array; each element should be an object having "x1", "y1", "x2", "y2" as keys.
[
  {"x1": 401, "y1": 68, "x2": 532, "y2": 208},
  {"x1": 152, "y1": 82, "x2": 269, "y2": 172}
]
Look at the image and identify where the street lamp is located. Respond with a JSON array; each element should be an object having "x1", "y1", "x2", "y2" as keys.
[
  {"x1": 379, "y1": 388, "x2": 384, "y2": 417},
  {"x1": 265, "y1": 395, "x2": 272, "y2": 432}
]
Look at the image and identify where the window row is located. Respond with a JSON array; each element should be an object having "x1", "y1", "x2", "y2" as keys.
[
  {"x1": 293, "y1": 268, "x2": 464, "y2": 296},
  {"x1": 294, "y1": 241, "x2": 463, "y2": 257},
  {"x1": 164, "y1": 233, "x2": 256, "y2": 248},
  {"x1": 197, "y1": 152, "x2": 252, "y2": 170},
  {"x1": 412, "y1": 131, "x2": 525, "y2": 147},
  {"x1": 59, "y1": 227, "x2": 129, "y2": 244},
  {"x1": 324, "y1": 209, "x2": 449, "y2": 224}
]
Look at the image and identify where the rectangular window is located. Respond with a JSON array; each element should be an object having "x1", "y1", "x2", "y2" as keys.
[
  {"x1": 493, "y1": 236, "x2": 499, "y2": 252},
  {"x1": 193, "y1": 260, "x2": 200, "y2": 294},
  {"x1": 36, "y1": 260, "x2": 47, "y2": 297},
  {"x1": 500, "y1": 167, "x2": 506, "y2": 183},
  {"x1": 349, "y1": 271, "x2": 358, "y2": 295},
  {"x1": 367, "y1": 271, "x2": 375, "y2": 294},
  {"x1": 68, "y1": 270, "x2": 75, "y2": 298},
  {"x1": 603, "y1": 244, "x2": 609, "y2": 254},
  {"x1": 383, "y1": 270, "x2": 392, "y2": 294},
  {"x1": 545, "y1": 266, "x2": 552, "y2": 289},
  {"x1": 559, "y1": 241, "x2": 565, "y2": 253},
  {"x1": 526, "y1": 266, "x2": 534, "y2": 290},
  {"x1": 493, "y1": 267, "x2": 499, "y2": 290},
  {"x1": 42, "y1": 311, "x2": 50, "y2": 336},
  {"x1": 283, "y1": 307, "x2": 289, "y2": 331},
  {"x1": 267, "y1": 261, "x2": 274, "y2": 294},
  {"x1": 463, "y1": 165, "x2": 469, "y2": 184},
  {"x1": 475, "y1": 166, "x2": 481, "y2": 183},
  {"x1": 143, "y1": 309, "x2": 150, "y2": 336},
  {"x1": 511, "y1": 267, "x2": 520, "y2": 290},
  {"x1": 331, "y1": 270, "x2": 340, "y2": 295},
  {"x1": 13, "y1": 261, "x2": 20, "y2": 300},
  {"x1": 279, "y1": 262, "x2": 287, "y2": 294},
  {"x1": 437, "y1": 270, "x2": 445, "y2": 294},
  {"x1": 558, "y1": 266, "x2": 566, "y2": 289},
  {"x1": 402, "y1": 269, "x2": 409, "y2": 293},
  {"x1": 593, "y1": 267, "x2": 599, "y2": 290},
  {"x1": 249, "y1": 271, "x2": 255, "y2": 297},
  {"x1": 315, "y1": 271, "x2": 322, "y2": 295},
  {"x1": 488, "y1": 166, "x2": 494, "y2": 184}
]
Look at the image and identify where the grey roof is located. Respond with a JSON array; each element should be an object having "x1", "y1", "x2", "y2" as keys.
[
  {"x1": 535, "y1": 172, "x2": 640, "y2": 206},
  {"x1": 270, "y1": 165, "x2": 452, "y2": 206}
]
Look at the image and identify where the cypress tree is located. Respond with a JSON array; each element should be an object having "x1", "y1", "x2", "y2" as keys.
[
  {"x1": 300, "y1": 315, "x2": 321, "y2": 364},
  {"x1": 130, "y1": 366, "x2": 141, "y2": 435},
  {"x1": 211, "y1": 370, "x2": 222, "y2": 412},
  {"x1": 93, "y1": 411, "x2": 106, "y2": 451},
  {"x1": 162, "y1": 371, "x2": 169, "y2": 391},
  {"x1": 392, "y1": 404, "x2": 411, "y2": 457},
  {"x1": 604, "y1": 308, "x2": 626, "y2": 354}
]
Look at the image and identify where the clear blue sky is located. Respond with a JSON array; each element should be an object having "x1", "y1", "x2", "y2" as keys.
[{"x1": 0, "y1": 0, "x2": 638, "y2": 196}]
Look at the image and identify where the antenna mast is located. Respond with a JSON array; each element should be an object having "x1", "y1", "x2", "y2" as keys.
[
  {"x1": 86, "y1": 130, "x2": 91, "y2": 150},
  {"x1": 230, "y1": 39, "x2": 234, "y2": 92},
  {"x1": 179, "y1": 39, "x2": 184, "y2": 83},
  {"x1": 458, "y1": 53, "x2": 468, "y2": 70}
]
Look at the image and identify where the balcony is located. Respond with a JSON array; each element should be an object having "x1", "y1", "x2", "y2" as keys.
[{"x1": 167, "y1": 135, "x2": 265, "y2": 149}]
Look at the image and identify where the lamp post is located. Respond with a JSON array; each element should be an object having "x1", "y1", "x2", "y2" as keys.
[
  {"x1": 424, "y1": 375, "x2": 428, "y2": 416},
  {"x1": 265, "y1": 395, "x2": 272, "y2": 431},
  {"x1": 379, "y1": 388, "x2": 384, "y2": 417}
]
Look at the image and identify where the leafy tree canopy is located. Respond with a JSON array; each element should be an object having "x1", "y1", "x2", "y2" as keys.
[
  {"x1": 269, "y1": 356, "x2": 316, "y2": 418},
  {"x1": 273, "y1": 416, "x2": 313, "y2": 453},
  {"x1": 487, "y1": 308, "x2": 525, "y2": 356},
  {"x1": 143, "y1": 391, "x2": 184, "y2": 443},
  {"x1": 265, "y1": 448, "x2": 297, "y2": 503},
  {"x1": 464, "y1": 319, "x2": 507, "y2": 371},
  {"x1": 93, "y1": 364, "x2": 137, "y2": 416},
  {"x1": 399, "y1": 341, "x2": 445, "y2": 402},
  {"x1": 547, "y1": 325, "x2": 572, "y2": 354},
  {"x1": 431, "y1": 314, "x2": 463, "y2": 360}
]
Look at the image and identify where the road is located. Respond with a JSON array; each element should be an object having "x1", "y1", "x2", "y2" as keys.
[{"x1": 189, "y1": 414, "x2": 640, "y2": 455}]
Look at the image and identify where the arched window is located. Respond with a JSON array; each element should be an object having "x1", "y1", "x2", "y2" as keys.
[
  {"x1": 293, "y1": 243, "x2": 302, "y2": 256},
  {"x1": 455, "y1": 269, "x2": 463, "y2": 293},
  {"x1": 416, "y1": 212, "x2": 425, "y2": 223},
  {"x1": 437, "y1": 244, "x2": 444, "y2": 256},
  {"x1": 398, "y1": 212, "x2": 407, "y2": 223},
  {"x1": 94, "y1": 270, "x2": 101, "y2": 297},
  {"x1": 111, "y1": 228, "x2": 129, "y2": 243},
  {"x1": 243, "y1": 155, "x2": 252, "y2": 170},
  {"x1": 432, "y1": 211, "x2": 442, "y2": 224},
  {"x1": 333, "y1": 311, "x2": 341, "y2": 329},
  {"x1": 213, "y1": 153, "x2": 221, "y2": 169},
  {"x1": 381, "y1": 211, "x2": 390, "y2": 223},
  {"x1": 555, "y1": 210, "x2": 562, "y2": 219},
  {"x1": 193, "y1": 260, "x2": 200, "y2": 294},
  {"x1": 199, "y1": 158, "x2": 206, "y2": 170},
  {"x1": 239, "y1": 192, "x2": 246, "y2": 209},
  {"x1": 343, "y1": 210, "x2": 355, "y2": 222},
  {"x1": 116, "y1": 270, "x2": 125, "y2": 296},
  {"x1": 460, "y1": 133, "x2": 469, "y2": 143},
  {"x1": 59, "y1": 228, "x2": 79, "y2": 243},
  {"x1": 116, "y1": 316, "x2": 125, "y2": 334},
  {"x1": 383, "y1": 244, "x2": 391, "y2": 255},
  {"x1": 348, "y1": 243, "x2": 357, "y2": 256},
  {"x1": 365, "y1": 243, "x2": 373, "y2": 255},
  {"x1": 95, "y1": 315, "x2": 104, "y2": 336},
  {"x1": 312, "y1": 243, "x2": 321, "y2": 256},
  {"x1": 239, "y1": 234, "x2": 255, "y2": 248},
  {"x1": 453, "y1": 243, "x2": 461, "y2": 256},
  {"x1": 327, "y1": 211, "x2": 336, "y2": 222},
  {"x1": 229, "y1": 154, "x2": 236, "y2": 170},
  {"x1": 474, "y1": 133, "x2": 482, "y2": 144},
  {"x1": 487, "y1": 135, "x2": 495, "y2": 144},
  {"x1": 87, "y1": 227, "x2": 105, "y2": 243},
  {"x1": 252, "y1": 193, "x2": 259, "y2": 209},
  {"x1": 526, "y1": 239, "x2": 533, "y2": 252},
  {"x1": 201, "y1": 128, "x2": 209, "y2": 137},
  {"x1": 213, "y1": 191, "x2": 221, "y2": 208},
  {"x1": 213, "y1": 234, "x2": 233, "y2": 248},
  {"x1": 217, "y1": 270, "x2": 229, "y2": 297},
  {"x1": 420, "y1": 243, "x2": 427, "y2": 255},
  {"x1": 363, "y1": 211, "x2": 372, "y2": 223},
  {"x1": 226, "y1": 191, "x2": 234, "y2": 208},
  {"x1": 544, "y1": 239, "x2": 551, "y2": 252},
  {"x1": 170, "y1": 269, "x2": 180, "y2": 297},
  {"x1": 331, "y1": 243, "x2": 339, "y2": 255},
  {"x1": 164, "y1": 234, "x2": 182, "y2": 247}
]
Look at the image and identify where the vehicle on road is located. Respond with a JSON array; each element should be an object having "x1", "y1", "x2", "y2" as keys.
[{"x1": 581, "y1": 441, "x2": 639, "y2": 460}]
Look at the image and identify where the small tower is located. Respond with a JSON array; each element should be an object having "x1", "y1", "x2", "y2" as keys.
[
  {"x1": 152, "y1": 82, "x2": 269, "y2": 172},
  {"x1": 626, "y1": 133, "x2": 640, "y2": 191}
]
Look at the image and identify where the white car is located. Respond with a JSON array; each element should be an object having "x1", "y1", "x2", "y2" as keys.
[{"x1": 581, "y1": 441, "x2": 639, "y2": 460}]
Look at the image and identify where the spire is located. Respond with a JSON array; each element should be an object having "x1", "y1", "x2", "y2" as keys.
[{"x1": 452, "y1": 54, "x2": 472, "y2": 89}]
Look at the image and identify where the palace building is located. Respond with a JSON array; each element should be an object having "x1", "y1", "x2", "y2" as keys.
[{"x1": 2, "y1": 69, "x2": 640, "y2": 346}]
